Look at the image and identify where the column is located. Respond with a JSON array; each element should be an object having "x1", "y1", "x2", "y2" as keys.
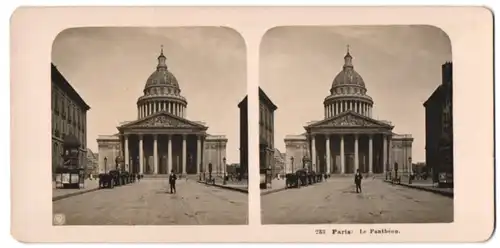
[
  {"x1": 330, "y1": 105, "x2": 333, "y2": 117},
  {"x1": 139, "y1": 135, "x2": 144, "y2": 174},
  {"x1": 153, "y1": 134, "x2": 158, "y2": 174},
  {"x1": 153, "y1": 101, "x2": 157, "y2": 114},
  {"x1": 168, "y1": 102, "x2": 172, "y2": 113},
  {"x1": 124, "y1": 135, "x2": 129, "y2": 172},
  {"x1": 354, "y1": 134, "x2": 359, "y2": 172},
  {"x1": 383, "y1": 134, "x2": 388, "y2": 172},
  {"x1": 311, "y1": 135, "x2": 316, "y2": 172},
  {"x1": 324, "y1": 106, "x2": 327, "y2": 118},
  {"x1": 408, "y1": 144, "x2": 413, "y2": 174},
  {"x1": 182, "y1": 134, "x2": 187, "y2": 175},
  {"x1": 163, "y1": 101, "x2": 166, "y2": 111},
  {"x1": 355, "y1": 102, "x2": 358, "y2": 113},
  {"x1": 388, "y1": 135, "x2": 393, "y2": 170},
  {"x1": 340, "y1": 135, "x2": 345, "y2": 174},
  {"x1": 137, "y1": 107, "x2": 140, "y2": 119},
  {"x1": 326, "y1": 135, "x2": 331, "y2": 174},
  {"x1": 167, "y1": 135, "x2": 172, "y2": 173},
  {"x1": 196, "y1": 135, "x2": 202, "y2": 175},
  {"x1": 368, "y1": 134, "x2": 373, "y2": 174}
]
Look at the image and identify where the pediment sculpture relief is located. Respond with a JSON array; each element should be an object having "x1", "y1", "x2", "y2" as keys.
[
  {"x1": 326, "y1": 115, "x2": 377, "y2": 127},
  {"x1": 137, "y1": 116, "x2": 191, "y2": 128}
]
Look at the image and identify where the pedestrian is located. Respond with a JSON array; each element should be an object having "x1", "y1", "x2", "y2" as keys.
[
  {"x1": 137, "y1": 173, "x2": 141, "y2": 182},
  {"x1": 169, "y1": 170, "x2": 177, "y2": 194},
  {"x1": 354, "y1": 169, "x2": 363, "y2": 193}
]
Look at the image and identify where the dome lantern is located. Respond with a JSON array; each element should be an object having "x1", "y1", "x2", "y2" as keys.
[
  {"x1": 343, "y1": 44, "x2": 353, "y2": 69},
  {"x1": 157, "y1": 45, "x2": 168, "y2": 70}
]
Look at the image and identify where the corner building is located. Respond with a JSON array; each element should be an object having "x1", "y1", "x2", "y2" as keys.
[
  {"x1": 259, "y1": 88, "x2": 277, "y2": 184},
  {"x1": 51, "y1": 64, "x2": 90, "y2": 175},
  {"x1": 424, "y1": 62, "x2": 453, "y2": 183},
  {"x1": 97, "y1": 48, "x2": 227, "y2": 176},
  {"x1": 285, "y1": 49, "x2": 413, "y2": 175}
]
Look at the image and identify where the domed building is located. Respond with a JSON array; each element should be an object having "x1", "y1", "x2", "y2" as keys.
[
  {"x1": 285, "y1": 48, "x2": 413, "y2": 176},
  {"x1": 97, "y1": 47, "x2": 227, "y2": 177}
]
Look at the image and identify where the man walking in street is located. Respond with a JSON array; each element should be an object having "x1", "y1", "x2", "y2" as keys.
[
  {"x1": 354, "y1": 169, "x2": 363, "y2": 193},
  {"x1": 169, "y1": 170, "x2": 177, "y2": 194}
]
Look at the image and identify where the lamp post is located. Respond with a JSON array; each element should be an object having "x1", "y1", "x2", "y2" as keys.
[
  {"x1": 290, "y1": 156, "x2": 294, "y2": 173},
  {"x1": 408, "y1": 157, "x2": 413, "y2": 184},
  {"x1": 104, "y1": 157, "x2": 107, "y2": 174},
  {"x1": 222, "y1": 157, "x2": 227, "y2": 185}
]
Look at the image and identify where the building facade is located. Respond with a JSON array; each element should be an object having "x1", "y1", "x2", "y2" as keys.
[
  {"x1": 97, "y1": 47, "x2": 227, "y2": 176},
  {"x1": 424, "y1": 62, "x2": 453, "y2": 184},
  {"x1": 238, "y1": 96, "x2": 248, "y2": 178},
  {"x1": 86, "y1": 148, "x2": 99, "y2": 175},
  {"x1": 273, "y1": 148, "x2": 286, "y2": 177},
  {"x1": 51, "y1": 63, "x2": 90, "y2": 175},
  {"x1": 284, "y1": 49, "x2": 413, "y2": 175},
  {"x1": 259, "y1": 88, "x2": 278, "y2": 182}
]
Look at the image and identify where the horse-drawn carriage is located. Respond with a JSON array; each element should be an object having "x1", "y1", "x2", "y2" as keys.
[{"x1": 99, "y1": 155, "x2": 134, "y2": 188}]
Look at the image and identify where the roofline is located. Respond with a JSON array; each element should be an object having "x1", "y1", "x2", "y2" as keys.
[
  {"x1": 259, "y1": 87, "x2": 278, "y2": 111},
  {"x1": 51, "y1": 63, "x2": 91, "y2": 111},
  {"x1": 238, "y1": 95, "x2": 248, "y2": 108},
  {"x1": 423, "y1": 84, "x2": 443, "y2": 107}
]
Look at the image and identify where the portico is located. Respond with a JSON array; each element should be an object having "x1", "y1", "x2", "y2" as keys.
[
  {"x1": 118, "y1": 112, "x2": 207, "y2": 175},
  {"x1": 305, "y1": 111, "x2": 393, "y2": 174}
]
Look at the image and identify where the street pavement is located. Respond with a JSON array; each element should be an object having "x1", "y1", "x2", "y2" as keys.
[
  {"x1": 52, "y1": 179, "x2": 100, "y2": 199},
  {"x1": 261, "y1": 177, "x2": 453, "y2": 224},
  {"x1": 53, "y1": 179, "x2": 248, "y2": 225}
]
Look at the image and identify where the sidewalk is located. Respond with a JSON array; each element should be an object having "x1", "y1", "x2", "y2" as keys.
[
  {"x1": 52, "y1": 179, "x2": 100, "y2": 201},
  {"x1": 198, "y1": 178, "x2": 248, "y2": 193},
  {"x1": 260, "y1": 179, "x2": 287, "y2": 196},
  {"x1": 383, "y1": 179, "x2": 453, "y2": 197}
]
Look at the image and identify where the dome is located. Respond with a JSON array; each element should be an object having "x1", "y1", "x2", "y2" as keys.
[
  {"x1": 143, "y1": 46, "x2": 180, "y2": 91},
  {"x1": 330, "y1": 49, "x2": 366, "y2": 90},
  {"x1": 144, "y1": 70, "x2": 179, "y2": 89},
  {"x1": 331, "y1": 69, "x2": 365, "y2": 88}
]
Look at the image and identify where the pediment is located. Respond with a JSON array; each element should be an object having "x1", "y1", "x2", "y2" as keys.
[
  {"x1": 119, "y1": 112, "x2": 207, "y2": 130},
  {"x1": 307, "y1": 111, "x2": 392, "y2": 129}
]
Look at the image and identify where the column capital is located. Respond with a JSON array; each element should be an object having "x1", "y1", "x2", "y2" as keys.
[{"x1": 153, "y1": 134, "x2": 158, "y2": 139}]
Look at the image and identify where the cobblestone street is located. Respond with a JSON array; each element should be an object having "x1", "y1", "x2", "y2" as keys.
[
  {"x1": 261, "y1": 177, "x2": 453, "y2": 224},
  {"x1": 53, "y1": 179, "x2": 248, "y2": 225}
]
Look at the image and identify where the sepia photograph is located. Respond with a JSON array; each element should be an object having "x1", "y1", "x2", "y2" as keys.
[
  {"x1": 11, "y1": 6, "x2": 493, "y2": 243},
  {"x1": 259, "y1": 25, "x2": 454, "y2": 224},
  {"x1": 50, "y1": 27, "x2": 248, "y2": 225}
]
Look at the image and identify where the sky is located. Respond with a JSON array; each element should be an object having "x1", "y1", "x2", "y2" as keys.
[
  {"x1": 52, "y1": 27, "x2": 246, "y2": 164},
  {"x1": 260, "y1": 25, "x2": 452, "y2": 163}
]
